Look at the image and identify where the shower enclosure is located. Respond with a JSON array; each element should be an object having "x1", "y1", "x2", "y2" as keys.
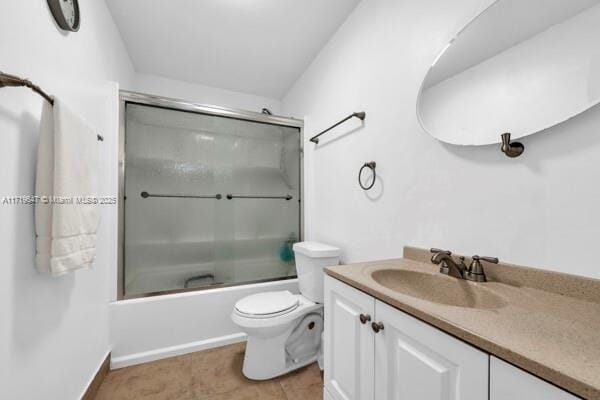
[{"x1": 118, "y1": 92, "x2": 303, "y2": 298}]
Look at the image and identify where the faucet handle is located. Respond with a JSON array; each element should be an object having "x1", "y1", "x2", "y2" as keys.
[
  {"x1": 474, "y1": 255, "x2": 499, "y2": 264},
  {"x1": 466, "y1": 255, "x2": 498, "y2": 282},
  {"x1": 430, "y1": 248, "x2": 451, "y2": 255}
]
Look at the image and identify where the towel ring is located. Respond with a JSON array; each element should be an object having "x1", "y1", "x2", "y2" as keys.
[{"x1": 358, "y1": 161, "x2": 376, "y2": 191}]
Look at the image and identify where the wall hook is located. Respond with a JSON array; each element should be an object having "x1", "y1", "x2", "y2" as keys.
[
  {"x1": 358, "y1": 161, "x2": 377, "y2": 190},
  {"x1": 500, "y1": 133, "x2": 524, "y2": 158}
]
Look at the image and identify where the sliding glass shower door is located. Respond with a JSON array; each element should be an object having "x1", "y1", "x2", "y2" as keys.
[{"x1": 122, "y1": 101, "x2": 301, "y2": 297}]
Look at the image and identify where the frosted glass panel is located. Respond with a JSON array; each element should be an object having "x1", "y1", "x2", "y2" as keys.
[{"x1": 124, "y1": 104, "x2": 300, "y2": 296}]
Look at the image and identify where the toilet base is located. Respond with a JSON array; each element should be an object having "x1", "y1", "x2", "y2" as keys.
[
  {"x1": 243, "y1": 330, "x2": 319, "y2": 380},
  {"x1": 232, "y1": 294, "x2": 324, "y2": 381},
  {"x1": 241, "y1": 313, "x2": 323, "y2": 380}
]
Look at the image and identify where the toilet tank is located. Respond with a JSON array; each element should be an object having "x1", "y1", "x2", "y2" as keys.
[{"x1": 293, "y1": 242, "x2": 341, "y2": 303}]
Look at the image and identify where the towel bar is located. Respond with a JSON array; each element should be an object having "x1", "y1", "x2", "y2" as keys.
[
  {"x1": 0, "y1": 71, "x2": 104, "y2": 141},
  {"x1": 310, "y1": 111, "x2": 366, "y2": 144}
]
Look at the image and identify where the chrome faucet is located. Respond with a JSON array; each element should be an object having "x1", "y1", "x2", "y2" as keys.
[{"x1": 430, "y1": 248, "x2": 498, "y2": 282}]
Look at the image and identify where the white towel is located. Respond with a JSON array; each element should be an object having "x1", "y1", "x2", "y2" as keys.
[{"x1": 35, "y1": 99, "x2": 100, "y2": 277}]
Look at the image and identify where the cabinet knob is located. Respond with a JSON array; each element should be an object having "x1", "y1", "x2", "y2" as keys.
[
  {"x1": 371, "y1": 321, "x2": 384, "y2": 333},
  {"x1": 359, "y1": 314, "x2": 371, "y2": 324}
]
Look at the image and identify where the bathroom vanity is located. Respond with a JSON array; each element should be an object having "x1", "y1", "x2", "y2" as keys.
[{"x1": 323, "y1": 248, "x2": 600, "y2": 400}]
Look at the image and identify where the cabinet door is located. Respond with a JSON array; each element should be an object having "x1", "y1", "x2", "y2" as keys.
[
  {"x1": 324, "y1": 388, "x2": 335, "y2": 400},
  {"x1": 490, "y1": 357, "x2": 578, "y2": 400},
  {"x1": 324, "y1": 276, "x2": 375, "y2": 400},
  {"x1": 374, "y1": 300, "x2": 488, "y2": 400}
]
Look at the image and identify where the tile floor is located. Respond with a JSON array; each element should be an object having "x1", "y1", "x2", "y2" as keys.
[{"x1": 95, "y1": 343, "x2": 323, "y2": 400}]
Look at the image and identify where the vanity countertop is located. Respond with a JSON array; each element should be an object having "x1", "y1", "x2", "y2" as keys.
[{"x1": 325, "y1": 247, "x2": 600, "y2": 400}]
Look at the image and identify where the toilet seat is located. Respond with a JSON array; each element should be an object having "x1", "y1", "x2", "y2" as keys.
[
  {"x1": 234, "y1": 291, "x2": 300, "y2": 319},
  {"x1": 232, "y1": 293, "x2": 321, "y2": 331}
]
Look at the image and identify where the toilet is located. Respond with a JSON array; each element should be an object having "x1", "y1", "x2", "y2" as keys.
[{"x1": 231, "y1": 241, "x2": 341, "y2": 380}]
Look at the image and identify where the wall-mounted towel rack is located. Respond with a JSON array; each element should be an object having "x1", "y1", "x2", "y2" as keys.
[
  {"x1": 358, "y1": 161, "x2": 377, "y2": 191},
  {"x1": 309, "y1": 111, "x2": 366, "y2": 144},
  {"x1": 0, "y1": 71, "x2": 104, "y2": 141},
  {"x1": 226, "y1": 194, "x2": 293, "y2": 201}
]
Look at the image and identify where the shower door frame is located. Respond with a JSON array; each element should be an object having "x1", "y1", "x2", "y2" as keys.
[{"x1": 118, "y1": 90, "x2": 305, "y2": 300}]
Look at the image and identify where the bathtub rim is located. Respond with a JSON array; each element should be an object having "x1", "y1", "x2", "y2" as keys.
[{"x1": 120, "y1": 275, "x2": 299, "y2": 301}]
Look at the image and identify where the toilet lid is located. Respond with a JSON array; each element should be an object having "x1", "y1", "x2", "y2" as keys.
[{"x1": 235, "y1": 291, "x2": 300, "y2": 318}]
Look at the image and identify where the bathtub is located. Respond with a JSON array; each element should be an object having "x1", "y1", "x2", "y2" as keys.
[{"x1": 109, "y1": 277, "x2": 299, "y2": 368}]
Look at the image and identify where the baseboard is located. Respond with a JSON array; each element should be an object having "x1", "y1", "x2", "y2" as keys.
[
  {"x1": 81, "y1": 352, "x2": 111, "y2": 400},
  {"x1": 110, "y1": 333, "x2": 247, "y2": 369}
]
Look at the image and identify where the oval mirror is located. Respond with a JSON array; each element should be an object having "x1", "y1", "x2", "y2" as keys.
[{"x1": 417, "y1": 0, "x2": 600, "y2": 146}]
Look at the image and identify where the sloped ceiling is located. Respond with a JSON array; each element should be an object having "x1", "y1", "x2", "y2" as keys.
[{"x1": 107, "y1": 0, "x2": 361, "y2": 98}]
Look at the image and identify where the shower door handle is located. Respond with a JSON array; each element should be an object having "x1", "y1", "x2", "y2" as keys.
[
  {"x1": 140, "y1": 191, "x2": 223, "y2": 200},
  {"x1": 226, "y1": 194, "x2": 293, "y2": 200}
]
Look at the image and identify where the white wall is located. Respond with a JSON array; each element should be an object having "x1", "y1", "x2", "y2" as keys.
[
  {"x1": 0, "y1": 1, "x2": 134, "y2": 399},
  {"x1": 282, "y1": 0, "x2": 600, "y2": 279},
  {"x1": 133, "y1": 72, "x2": 282, "y2": 115}
]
